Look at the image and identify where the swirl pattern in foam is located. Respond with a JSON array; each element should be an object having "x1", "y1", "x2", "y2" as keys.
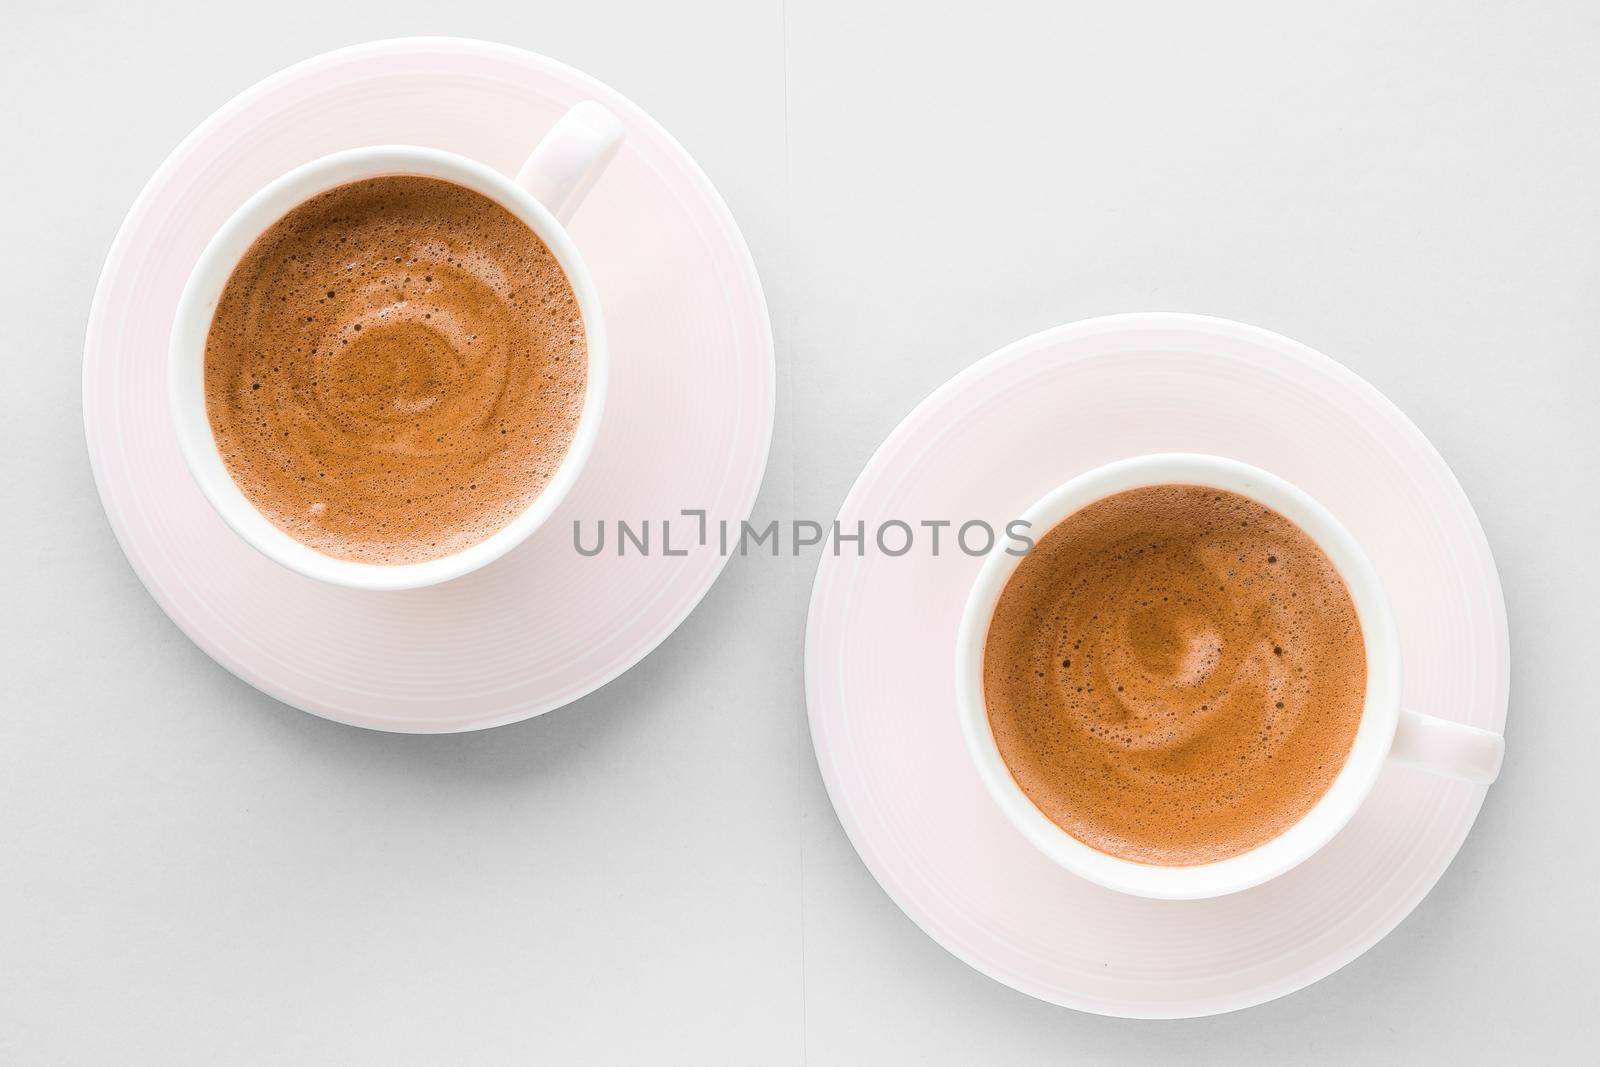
[
  {"x1": 204, "y1": 175, "x2": 586, "y2": 564},
  {"x1": 982, "y1": 485, "x2": 1366, "y2": 866}
]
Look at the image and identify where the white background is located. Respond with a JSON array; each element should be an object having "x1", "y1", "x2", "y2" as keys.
[{"x1": 4, "y1": 2, "x2": 1597, "y2": 1062}]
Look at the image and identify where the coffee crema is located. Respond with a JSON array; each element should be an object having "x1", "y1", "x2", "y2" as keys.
[
  {"x1": 204, "y1": 175, "x2": 586, "y2": 565},
  {"x1": 982, "y1": 485, "x2": 1366, "y2": 866}
]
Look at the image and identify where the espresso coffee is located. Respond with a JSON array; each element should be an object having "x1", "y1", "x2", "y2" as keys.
[
  {"x1": 982, "y1": 485, "x2": 1365, "y2": 866},
  {"x1": 204, "y1": 175, "x2": 586, "y2": 564}
]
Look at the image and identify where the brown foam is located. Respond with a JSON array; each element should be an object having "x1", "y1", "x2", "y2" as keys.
[
  {"x1": 204, "y1": 175, "x2": 586, "y2": 565},
  {"x1": 982, "y1": 485, "x2": 1365, "y2": 866}
]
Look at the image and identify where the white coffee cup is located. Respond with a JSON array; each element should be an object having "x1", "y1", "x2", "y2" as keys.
[
  {"x1": 954, "y1": 453, "x2": 1504, "y2": 900},
  {"x1": 169, "y1": 102, "x2": 625, "y2": 591}
]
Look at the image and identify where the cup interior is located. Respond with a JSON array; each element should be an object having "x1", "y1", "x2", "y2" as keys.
[
  {"x1": 168, "y1": 146, "x2": 608, "y2": 591},
  {"x1": 954, "y1": 453, "x2": 1402, "y2": 899}
]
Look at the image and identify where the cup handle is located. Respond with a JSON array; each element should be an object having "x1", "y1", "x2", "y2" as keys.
[
  {"x1": 1390, "y1": 708, "x2": 1504, "y2": 784},
  {"x1": 515, "y1": 101, "x2": 625, "y2": 225}
]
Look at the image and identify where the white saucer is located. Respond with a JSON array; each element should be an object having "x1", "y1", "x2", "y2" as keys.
[
  {"x1": 83, "y1": 39, "x2": 774, "y2": 732},
  {"x1": 804, "y1": 313, "x2": 1508, "y2": 1017}
]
